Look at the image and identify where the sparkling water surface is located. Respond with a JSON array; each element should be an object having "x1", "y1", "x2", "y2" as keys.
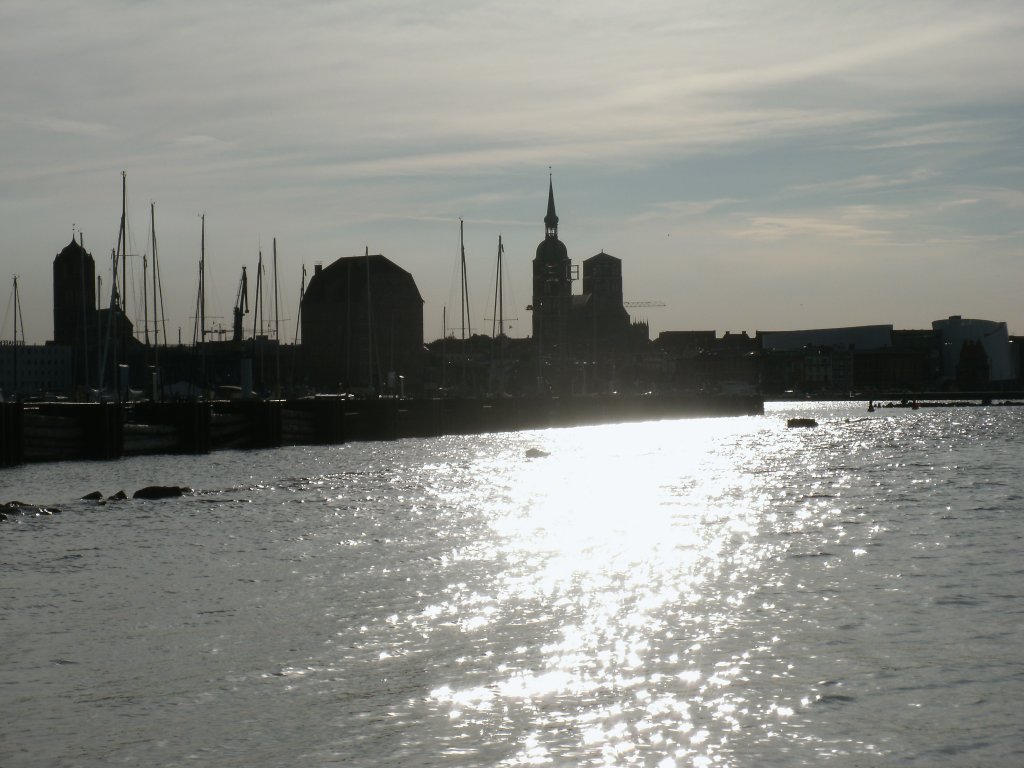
[{"x1": 2, "y1": 402, "x2": 1022, "y2": 767}]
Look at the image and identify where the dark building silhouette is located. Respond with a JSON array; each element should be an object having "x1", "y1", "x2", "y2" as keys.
[
  {"x1": 301, "y1": 251, "x2": 423, "y2": 394},
  {"x1": 578, "y1": 251, "x2": 631, "y2": 347},
  {"x1": 526, "y1": 179, "x2": 649, "y2": 394},
  {"x1": 955, "y1": 339, "x2": 990, "y2": 389},
  {"x1": 53, "y1": 237, "x2": 96, "y2": 344},
  {"x1": 52, "y1": 237, "x2": 96, "y2": 388},
  {"x1": 531, "y1": 178, "x2": 573, "y2": 358}
]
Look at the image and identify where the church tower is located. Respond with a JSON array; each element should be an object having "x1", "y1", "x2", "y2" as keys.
[{"x1": 532, "y1": 177, "x2": 572, "y2": 357}]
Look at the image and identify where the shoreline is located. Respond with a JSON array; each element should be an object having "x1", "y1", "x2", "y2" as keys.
[{"x1": 0, "y1": 393, "x2": 764, "y2": 467}]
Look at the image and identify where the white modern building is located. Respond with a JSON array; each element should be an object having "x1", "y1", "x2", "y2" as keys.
[{"x1": 932, "y1": 316, "x2": 1014, "y2": 382}]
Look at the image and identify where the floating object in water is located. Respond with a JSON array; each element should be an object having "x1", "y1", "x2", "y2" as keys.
[
  {"x1": 787, "y1": 418, "x2": 818, "y2": 428},
  {"x1": 133, "y1": 485, "x2": 191, "y2": 500},
  {"x1": 525, "y1": 448, "x2": 550, "y2": 458}
]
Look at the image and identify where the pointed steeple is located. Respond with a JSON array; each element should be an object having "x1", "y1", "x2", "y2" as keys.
[{"x1": 544, "y1": 174, "x2": 558, "y2": 238}]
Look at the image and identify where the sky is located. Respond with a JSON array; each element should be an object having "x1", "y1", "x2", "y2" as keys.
[{"x1": 2, "y1": 0, "x2": 1022, "y2": 345}]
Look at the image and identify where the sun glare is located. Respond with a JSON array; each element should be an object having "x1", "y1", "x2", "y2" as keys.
[{"x1": 422, "y1": 416, "x2": 791, "y2": 763}]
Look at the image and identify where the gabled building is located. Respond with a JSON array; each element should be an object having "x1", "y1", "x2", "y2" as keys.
[{"x1": 300, "y1": 251, "x2": 423, "y2": 394}]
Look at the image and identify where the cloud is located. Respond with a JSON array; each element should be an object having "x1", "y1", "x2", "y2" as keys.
[
  {"x1": 785, "y1": 169, "x2": 939, "y2": 196},
  {"x1": 2, "y1": 1, "x2": 1023, "y2": 341},
  {"x1": 731, "y1": 214, "x2": 890, "y2": 243}
]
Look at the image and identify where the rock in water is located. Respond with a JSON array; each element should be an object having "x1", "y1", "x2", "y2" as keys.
[
  {"x1": 1, "y1": 501, "x2": 62, "y2": 517},
  {"x1": 787, "y1": 418, "x2": 818, "y2": 428},
  {"x1": 525, "y1": 448, "x2": 550, "y2": 458},
  {"x1": 81, "y1": 491, "x2": 103, "y2": 501},
  {"x1": 107, "y1": 490, "x2": 128, "y2": 501},
  {"x1": 133, "y1": 485, "x2": 191, "y2": 500}
]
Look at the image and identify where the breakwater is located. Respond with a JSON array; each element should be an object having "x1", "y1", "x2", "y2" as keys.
[{"x1": 0, "y1": 393, "x2": 763, "y2": 466}]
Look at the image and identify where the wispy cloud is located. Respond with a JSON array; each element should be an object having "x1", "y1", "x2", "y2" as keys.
[
  {"x1": 786, "y1": 169, "x2": 939, "y2": 196},
  {"x1": 731, "y1": 214, "x2": 891, "y2": 243}
]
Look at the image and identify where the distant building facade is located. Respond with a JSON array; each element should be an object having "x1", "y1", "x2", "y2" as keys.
[
  {"x1": 0, "y1": 343, "x2": 73, "y2": 398},
  {"x1": 301, "y1": 251, "x2": 424, "y2": 394},
  {"x1": 932, "y1": 315, "x2": 1014, "y2": 384},
  {"x1": 573, "y1": 251, "x2": 634, "y2": 354}
]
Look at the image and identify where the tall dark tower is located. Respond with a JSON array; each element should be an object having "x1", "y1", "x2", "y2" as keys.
[
  {"x1": 582, "y1": 251, "x2": 631, "y2": 356},
  {"x1": 53, "y1": 236, "x2": 97, "y2": 389},
  {"x1": 53, "y1": 237, "x2": 96, "y2": 346},
  {"x1": 532, "y1": 177, "x2": 572, "y2": 357}
]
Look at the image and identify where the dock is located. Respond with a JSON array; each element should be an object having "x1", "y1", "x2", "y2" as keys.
[{"x1": 0, "y1": 394, "x2": 764, "y2": 467}]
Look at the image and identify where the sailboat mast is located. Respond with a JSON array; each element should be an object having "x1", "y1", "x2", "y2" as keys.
[
  {"x1": 273, "y1": 239, "x2": 280, "y2": 342},
  {"x1": 498, "y1": 236, "x2": 504, "y2": 335},
  {"x1": 492, "y1": 235, "x2": 504, "y2": 338},
  {"x1": 365, "y1": 246, "x2": 374, "y2": 392},
  {"x1": 252, "y1": 246, "x2": 265, "y2": 397},
  {"x1": 291, "y1": 263, "x2": 305, "y2": 383},
  {"x1": 192, "y1": 213, "x2": 208, "y2": 397},
  {"x1": 459, "y1": 219, "x2": 470, "y2": 343},
  {"x1": 273, "y1": 238, "x2": 281, "y2": 397},
  {"x1": 142, "y1": 254, "x2": 149, "y2": 348},
  {"x1": 200, "y1": 215, "x2": 206, "y2": 347},
  {"x1": 152, "y1": 205, "x2": 168, "y2": 353},
  {"x1": 119, "y1": 172, "x2": 127, "y2": 317},
  {"x1": 293, "y1": 264, "x2": 305, "y2": 345},
  {"x1": 149, "y1": 202, "x2": 157, "y2": 350},
  {"x1": 11, "y1": 276, "x2": 23, "y2": 395}
]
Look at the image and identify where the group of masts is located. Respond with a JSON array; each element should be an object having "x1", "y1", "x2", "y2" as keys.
[
  {"x1": 87, "y1": 172, "x2": 307, "y2": 399},
  {"x1": 92, "y1": 174, "x2": 302, "y2": 360},
  {"x1": 445, "y1": 220, "x2": 513, "y2": 394},
  {"x1": 451, "y1": 222, "x2": 512, "y2": 341}
]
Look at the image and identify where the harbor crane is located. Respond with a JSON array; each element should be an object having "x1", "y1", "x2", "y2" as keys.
[{"x1": 233, "y1": 266, "x2": 249, "y2": 342}]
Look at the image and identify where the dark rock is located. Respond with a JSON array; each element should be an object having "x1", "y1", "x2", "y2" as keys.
[
  {"x1": 107, "y1": 490, "x2": 128, "y2": 501},
  {"x1": 81, "y1": 491, "x2": 103, "y2": 501},
  {"x1": 787, "y1": 418, "x2": 818, "y2": 428},
  {"x1": 133, "y1": 485, "x2": 191, "y2": 500},
  {"x1": 525, "y1": 448, "x2": 550, "y2": 458},
  {"x1": 1, "y1": 501, "x2": 61, "y2": 516}
]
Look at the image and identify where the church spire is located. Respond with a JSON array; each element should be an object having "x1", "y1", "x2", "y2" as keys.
[{"x1": 544, "y1": 174, "x2": 558, "y2": 238}]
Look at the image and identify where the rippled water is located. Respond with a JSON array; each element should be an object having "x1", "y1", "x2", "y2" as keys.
[{"x1": 2, "y1": 402, "x2": 1023, "y2": 767}]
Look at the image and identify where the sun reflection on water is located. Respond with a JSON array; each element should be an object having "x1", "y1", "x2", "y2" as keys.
[{"x1": 416, "y1": 416, "x2": 815, "y2": 765}]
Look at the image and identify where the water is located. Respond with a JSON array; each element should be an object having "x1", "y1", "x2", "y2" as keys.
[{"x1": 2, "y1": 402, "x2": 1022, "y2": 767}]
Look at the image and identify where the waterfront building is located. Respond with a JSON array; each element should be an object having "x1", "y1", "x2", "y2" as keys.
[
  {"x1": 932, "y1": 315, "x2": 1014, "y2": 384},
  {"x1": 759, "y1": 325, "x2": 893, "y2": 352},
  {"x1": 0, "y1": 343, "x2": 73, "y2": 399},
  {"x1": 301, "y1": 251, "x2": 423, "y2": 394}
]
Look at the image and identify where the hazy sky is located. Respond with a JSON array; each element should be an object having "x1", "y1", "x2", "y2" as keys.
[{"x1": 2, "y1": 0, "x2": 1022, "y2": 344}]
